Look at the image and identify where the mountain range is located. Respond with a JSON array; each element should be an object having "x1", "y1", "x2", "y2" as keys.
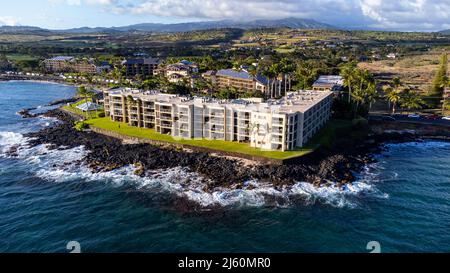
[{"x1": 0, "y1": 17, "x2": 335, "y2": 34}]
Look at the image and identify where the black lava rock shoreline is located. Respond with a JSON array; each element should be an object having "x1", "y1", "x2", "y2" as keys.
[{"x1": 24, "y1": 109, "x2": 450, "y2": 191}]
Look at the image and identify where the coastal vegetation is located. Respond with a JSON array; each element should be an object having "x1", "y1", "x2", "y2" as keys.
[{"x1": 429, "y1": 53, "x2": 448, "y2": 108}]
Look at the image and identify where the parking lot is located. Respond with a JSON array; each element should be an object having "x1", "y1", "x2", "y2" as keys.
[{"x1": 369, "y1": 114, "x2": 450, "y2": 127}]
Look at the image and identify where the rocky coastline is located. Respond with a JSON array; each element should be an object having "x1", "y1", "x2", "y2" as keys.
[{"x1": 19, "y1": 108, "x2": 449, "y2": 194}]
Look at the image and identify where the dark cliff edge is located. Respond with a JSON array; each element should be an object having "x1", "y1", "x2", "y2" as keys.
[{"x1": 21, "y1": 109, "x2": 450, "y2": 193}]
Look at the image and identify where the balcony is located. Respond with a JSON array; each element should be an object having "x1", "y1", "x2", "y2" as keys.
[
  {"x1": 271, "y1": 136, "x2": 283, "y2": 143},
  {"x1": 161, "y1": 122, "x2": 172, "y2": 128},
  {"x1": 159, "y1": 107, "x2": 172, "y2": 113},
  {"x1": 160, "y1": 114, "x2": 172, "y2": 120}
]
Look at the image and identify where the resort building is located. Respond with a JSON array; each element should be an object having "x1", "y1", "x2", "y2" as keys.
[
  {"x1": 43, "y1": 56, "x2": 75, "y2": 72},
  {"x1": 312, "y1": 75, "x2": 344, "y2": 92},
  {"x1": 122, "y1": 57, "x2": 161, "y2": 77},
  {"x1": 203, "y1": 69, "x2": 268, "y2": 92},
  {"x1": 70, "y1": 60, "x2": 98, "y2": 74},
  {"x1": 103, "y1": 88, "x2": 333, "y2": 151},
  {"x1": 164, "y1": 60, "x2": 199, "y2": 83},
  {"x1": 203, "y1": 69, "x2": 288, "y2": 98},
  {"x1": 43, "y1": 56, "x2": 108, "y2": 74}
]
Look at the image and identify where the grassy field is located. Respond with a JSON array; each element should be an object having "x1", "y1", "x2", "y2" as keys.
[
  {"x1": 81, "y1": 116, "x2": 351, "y2": 160},
  {"x1": 6, "y1": 54, "x2": 39, "y2": 62},
  {"x1": 275, "y1": 47, "x2": 296, "y2": 54},
  {"x1": 358, "y1": 50, "x2": 450, "y2": 93}
]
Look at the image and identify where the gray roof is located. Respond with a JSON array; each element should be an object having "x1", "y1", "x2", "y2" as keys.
[
  {"x1": 76, "y1": 102, "x2": 102, "y2": 112},
  {"x1": 313, "y1": 75, "x2": 344, "y2": 86},
  {"x1": 255, "y1": 74, "x2": 269, "y2": 85},
  {"x1": 216, "y1": 69, "x2": 268, "y2": 85},
  {"x1": 216, "y1": 69, "x2": 253, "y2": 80},
  {"x1": 49, "y1": 56, "x2": 74, "y2": 61},
  {"x1": 122, "y1": 57, "x2": 160, "y2": 65}
]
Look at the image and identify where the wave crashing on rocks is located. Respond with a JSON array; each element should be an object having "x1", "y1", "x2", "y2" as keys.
[{"x1": 0, "y1": 131, "x2": 386, "y2": 209}]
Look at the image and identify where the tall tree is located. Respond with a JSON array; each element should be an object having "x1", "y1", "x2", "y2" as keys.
[
  {"x1": 76, "y1": 86, "x2": 94, "y2": 119},
  {"x1": 385, "y1": 86, "x2": 402, "y2": 114},
  {"x1": 400, "y1": 89, "x2": 424, "y2": 113},
  {"x1": 429, "y1": 53, "x2": 448, "y2": 107},
  {"x1": 340, "y1": 61, "x2": 357, "y2": 104}
]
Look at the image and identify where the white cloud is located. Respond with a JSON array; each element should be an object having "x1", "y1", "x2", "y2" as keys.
[
  {"x1": 358, "y1": 0, "x2": 450, "y2": 30},
  {"x1": 0, "y1": 16, "x2": 19, "y2": 26},
  {"x1": 110, "y1": 0, "x2": 358, "y2": 22},
  {"x1": 46, "y1": 0, "x2": 450, "y2": 31},
  {"x1": 85, "y1": 0, "x2": 116, "y2": 4},
  {"x1": 48, "y1": 0, "x2": 114, "y2": 5}
]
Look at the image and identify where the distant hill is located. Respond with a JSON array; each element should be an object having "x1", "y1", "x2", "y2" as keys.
[
  {"x1": 1, "y1": 17, "x2": 336, "y2": 34},
  {"x1": 107, "y1": 18, "x2": 336, "y2": 33},
  {"x1": 0, "y1": 25, "x2": 52, "y2": 35},
  {"x1": 439, "y1": 29, "x2": 450, "y2": 35}
]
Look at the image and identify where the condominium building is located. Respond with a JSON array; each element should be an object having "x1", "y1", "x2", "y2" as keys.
[
  {"x1": 103, "y1": 88, "x2": 333, "y2": 151},
  {"x1": 122, "y1": 57, "x2": 160, "y2": 77}
]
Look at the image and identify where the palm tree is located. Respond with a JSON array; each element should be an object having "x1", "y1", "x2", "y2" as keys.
[
  {"x1": 136, "y1": 98, "x2": 142, "y2": 127},
  {"x1": 294, "y1": 60, "x2": 318, "y2": 90},
  {"x1": 351, "y1": 85, "x2": 366, "y2": 114},
  {"x1": 400, "y1": 89, "x2": 424, "y2": 113},
  {"x1": 76, "y1": 86, "x2": 93, "y2": 119},
  {"x1": 262, "y1": 69, "x2": 276, "y2": 99},
  {"x1": 365, "y1": 82, "x2": 378, "y2": 111},
  {"x1": 280, "y1": 58, "x2": 295, "y2": 95},
  {"x1": 385, "y1": 87, "x2": 402, "y2": 115},
  {"x1": 340, "y1": 62, "x2": 357, "y2": 103},
  {"x1": 126, "y1": 95, "x2": 135, "y2": 125}
]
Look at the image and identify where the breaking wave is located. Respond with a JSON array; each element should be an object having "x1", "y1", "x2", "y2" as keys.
[
  {"x1": 0, "y1": 131, "x2": 30, "y2": 156},
  {"x1": 1, "y1": 129, "x2": 401, "y2": 209}
]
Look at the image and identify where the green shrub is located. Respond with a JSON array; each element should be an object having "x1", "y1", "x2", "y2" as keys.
[
  {"x1": 74, "y1": 121, "x2": 89, "y2": 131},
  {"x1": 352, "y1": 116, "x2": 369, "y2": 129},
  {"x1": 97, "y1": 112, "x2": 106, "y2": 118}
]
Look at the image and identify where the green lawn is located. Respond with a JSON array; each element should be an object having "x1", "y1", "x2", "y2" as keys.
[
  {"x1": 83, "y1": 117, "x2": 352, "y2": 160},
  {"x1": 275, "y1": 47, "x2": 296, "y2": 54},
  {"x1": 6, "y1": 54, "x2": 39, "y2": 62}
]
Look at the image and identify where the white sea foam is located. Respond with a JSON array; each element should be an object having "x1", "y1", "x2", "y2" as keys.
[
  {"x1": 384, "y1": 141, "x2": 450, "y2": 149},
  {"x1": 37, "y1": 116, "x2": 59, "y2": 127},
  {"x1": 27, "y1": 145, "x2": 377, "y2": 208},
  {"x1": 2, "y1": 133, "x2": 393, "y2": 208},
  {"x1": 0, "y1": 131, "x2": 30, "y2": 156}
]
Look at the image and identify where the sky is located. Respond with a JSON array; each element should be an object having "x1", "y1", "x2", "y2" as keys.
[{"x1": 0, "y1": 0, "x2": 449, "y2": 31}]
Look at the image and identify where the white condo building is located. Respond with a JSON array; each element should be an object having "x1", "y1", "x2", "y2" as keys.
[{"x1": 103, "y1": 88, "x2": 333, "y2": 151}]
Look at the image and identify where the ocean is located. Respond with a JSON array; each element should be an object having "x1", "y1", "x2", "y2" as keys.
[{"x1": 0, "y1": 81, "x2": 449, "y2": 253}]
